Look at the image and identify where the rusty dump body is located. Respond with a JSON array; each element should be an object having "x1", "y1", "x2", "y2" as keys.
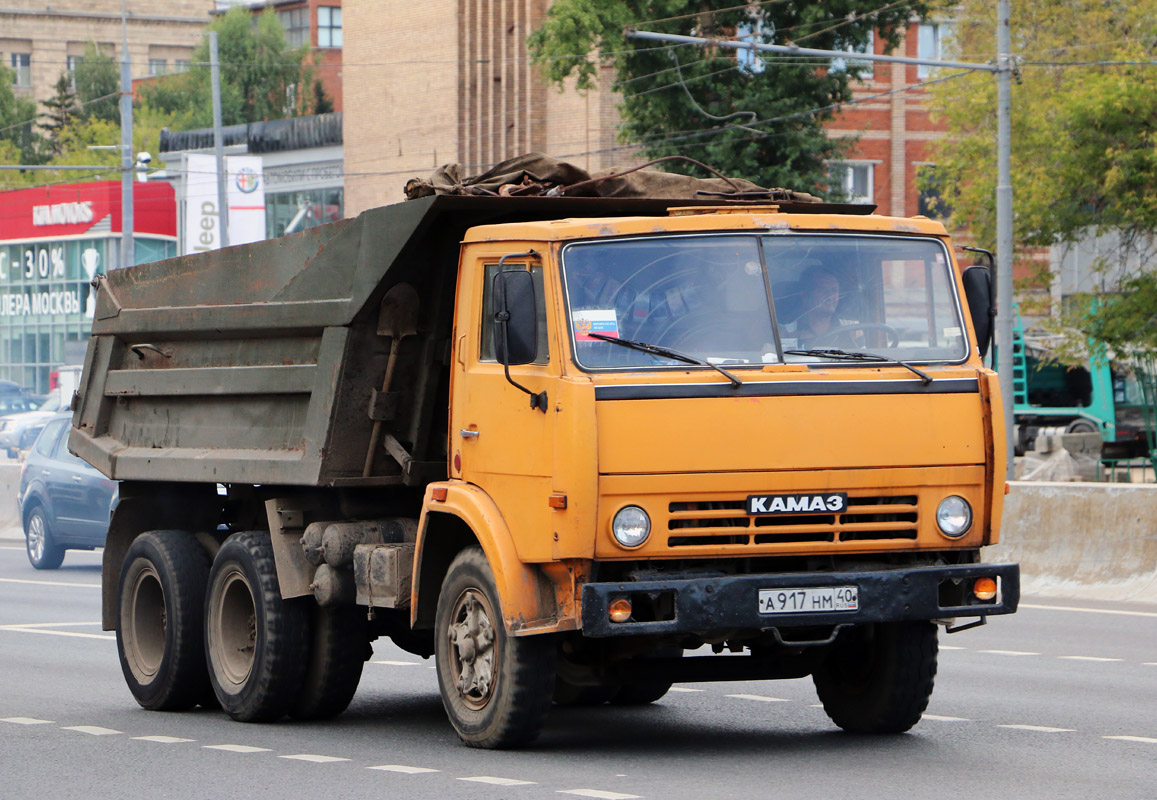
[{"x1": 72, "y1": 193, "x2": 822, "y2": 487}]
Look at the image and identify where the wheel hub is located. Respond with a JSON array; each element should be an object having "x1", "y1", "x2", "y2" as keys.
[
  {"x1": 27, "y1": 514, "x2": 44, "y2": 561},
  {"x1": 447, "y1": 589, "x2": 496, "y2": 710}
]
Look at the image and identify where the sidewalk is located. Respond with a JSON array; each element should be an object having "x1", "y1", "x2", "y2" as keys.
[{"x1": 2, "y1": 525, "x2": 24, "y2": 541}]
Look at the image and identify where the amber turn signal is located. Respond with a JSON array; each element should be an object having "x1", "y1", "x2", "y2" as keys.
[
  {"x1": 973, "y1": 576, "x2": 998, "y2": 601},
  {"x1": 608, "y1": 597, "x2": 632, "y2": 623},
  {"x1": 431, "y1": 487, "x2": 448, "y2": 502}
]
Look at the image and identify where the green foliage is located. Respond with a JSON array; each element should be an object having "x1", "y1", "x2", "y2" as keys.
[
  {"x1": 0, "y1": 63, "x2": 42, "y2": 170},
  {"x1": 925, "y1": 0, "x2": 1157, "y2": 354},
  {"x1": 40, "y1": 74, "x2": 79, "y2": 156},
  {"x1": 528, "y1": 0, "x2": 928, "y2": 193},
  {"x1": 73, "y1": 42, "x2": 120, "y2": 124},
  {"x1": 139, "y1": 7, "x2": 313, "y2": 128},
  {"x1": 312, "y1": 79, "x2": 334, "y2": 115}
]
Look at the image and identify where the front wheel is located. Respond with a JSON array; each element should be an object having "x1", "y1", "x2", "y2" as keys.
[
  {"x1": 25, "y1": 507, "x2": 64, "y2": 570},
  {"x1": 205, "y1": 531, "x2": 309, "y2": 722},
  {"x1": 435, "y1": 547, "x2": 555, "y2": 749},
  {"x1": 812, "y1": 621, "x2": 937, "y2": 734}
]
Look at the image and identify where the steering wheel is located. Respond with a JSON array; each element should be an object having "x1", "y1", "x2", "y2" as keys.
[{"x1": 811, "y1": 322, "x2": 900, "y2": 349}]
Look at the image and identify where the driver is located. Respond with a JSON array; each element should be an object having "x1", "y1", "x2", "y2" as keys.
[{"x1": 782, "y1": 265, "x2": 862, "y2": 349}]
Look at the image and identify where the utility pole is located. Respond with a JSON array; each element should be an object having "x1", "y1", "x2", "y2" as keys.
[
  {"x1": 210, "y1": 31, "x2": 229, "y2": 249},
  {"x1": 626, "y1": 16, "x2": 1016, "y2": 470},
  {"x1": 120, "y1": 0, "x2": 134, "y2": 269}
]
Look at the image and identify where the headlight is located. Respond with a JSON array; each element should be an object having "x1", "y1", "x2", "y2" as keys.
[
  {"x1": 936, "y1": 496, "x2": 972, "y2": 537},
  {"x1": 611, "y1": 506, "x2": 651, "y2": 548}
]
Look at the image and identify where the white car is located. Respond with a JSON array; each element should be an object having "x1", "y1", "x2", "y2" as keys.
[{"x1": 0, "y1": 389, "x2": 67, "y2": 458}]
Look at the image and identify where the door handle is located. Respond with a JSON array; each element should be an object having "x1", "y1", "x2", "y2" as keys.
[
  {"x1": 459, "y1": 429, "x2": 480, "y2": 439},
  {"x1": 71, "y1": 476, "x2": 83, "y2": 483}
]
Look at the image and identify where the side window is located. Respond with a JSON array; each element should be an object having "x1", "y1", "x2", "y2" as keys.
[
  {"x1": 35, "y1": 419, "x2": 67, "y2": 458},
  {"x1": 480, "y1": 263, "x2": 549, "y2": 364},
  {"x1": 53, "y1": 423, "x2": 85, "y2": 464}
]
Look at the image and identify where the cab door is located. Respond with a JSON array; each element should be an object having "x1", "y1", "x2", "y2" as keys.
[{"x1": 449, "y1": 251, "x2": 559, "y2": 562}]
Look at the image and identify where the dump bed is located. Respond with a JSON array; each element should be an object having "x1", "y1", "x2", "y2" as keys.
[{"x1": 70, "y1": 194, "x2": 729, "y2": 487}]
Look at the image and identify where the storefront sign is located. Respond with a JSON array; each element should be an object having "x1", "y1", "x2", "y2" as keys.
[{"x1": 183, "y1": 154, "x2": 266, "y2": 254}]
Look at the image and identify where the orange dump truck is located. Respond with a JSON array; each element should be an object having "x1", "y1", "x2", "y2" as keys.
[{"x1": 71, "y1": 187, "x2": 1017, "y2": 749}]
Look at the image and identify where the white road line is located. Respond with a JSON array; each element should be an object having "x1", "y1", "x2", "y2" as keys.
[
  {"x1": 459, "y1": 777, "x2": 537, "y2": 786},
  {"x1": 1020, "y1": 603, "x2": 1157, "y2": 619},
  {"x1": 725, "y1": 694, "x2": 790, "y2": 702},
  {"x1": 368, "y1": 765, "x2": 439, "y2": 774},
  {"x1": 1, "y1": 717, "x2": 53, "y2": 725},
  {"x1": 203, "y1": 744, "x2": 272, "y2": 753},
  {"x1": 0, "y1": 625, "x2": 114, "y2": 641},
  {"x1": 979, "y1": 649, "x2": 1039, "y2": 656},
  {"x1": 667, "y1": 687, "x2": 704, "y2": 693},
  {"x1": 1104, "y1": 736, "x2": 1157, "y2": 744},
  {"x1": 2, "y1": 621, "x2": 101, "y2": 627},
  {"x1": 62, "y1": 726, "x2": 121, "y2": 735},
  {"x1": 0, "y1": 577, "x2": 99, "y2": 589},
  {"x1": 134, "y1": 736, "x2": 194, "y2": 743},
  {"x1": 371, "y1": 660, "x2": 421, "y2": 666},
  {"x1": 559, "y1": 790, "x2": 643, "y2": 799},
  {"x1": 998, "y1": 724, "x2": 1075, "y2": 733},
  {"x1": 0, "y1": 546, "x2": 27, "y2": 550},
  {"x1": 939, "y1": 645, "x2": 967, "y2": 650},
  {"x1": 1145, "y1": 663, "x2": 1157, "y2": 667},
  {"x1": 1059, "y1": 656, "x2": 1123, "y2": 662},
  {"x1": 280, "y1": 754, "x2": 351, "y2": 763},
  {"x1": 923, "y1": 714, "x2": 970, "y2": 721}
]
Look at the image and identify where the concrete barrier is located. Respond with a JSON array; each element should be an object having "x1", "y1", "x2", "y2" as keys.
[
  {"x1": 0, "y1": 462, "x2": 22, "y2": 532},
  {"x1": 991, "y1": 481, "x2": 1157, "y2": 603}
]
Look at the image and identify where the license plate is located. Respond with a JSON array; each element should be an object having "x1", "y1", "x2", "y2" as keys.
[
  {"x1": 757, "y1": 586, "x2": 859, "y2": 615},
  {"x1": 746, "y1": 492, "x2": 847, "y2": 515}
]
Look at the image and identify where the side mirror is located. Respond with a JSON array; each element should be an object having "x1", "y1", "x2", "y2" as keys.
[
  {"x1": 493, "y1": 270, "x2": 538, "y2": 366},
  {"x1": 961, "y1": 265, "x2": 995, "y2": 359}
]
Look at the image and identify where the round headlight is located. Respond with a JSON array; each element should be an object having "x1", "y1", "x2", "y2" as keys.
[
  {"x1": 612, "y1": 506, "x2": 651, "y2": 548},
  {"x1": 936, "y1": 496, "x2": 972, "y2": 537}
]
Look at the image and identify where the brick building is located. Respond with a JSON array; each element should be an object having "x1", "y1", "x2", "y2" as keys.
[{"x1": 0, "y1": 1, "x2": 213, "y2": 108}]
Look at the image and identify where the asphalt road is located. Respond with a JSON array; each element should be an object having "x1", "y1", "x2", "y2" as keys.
[{"x1": 1, "y1": 543, "x2": 1154, "y2": 800}]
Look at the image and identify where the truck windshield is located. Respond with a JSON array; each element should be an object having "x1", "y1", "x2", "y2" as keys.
[{"x1": 561, "y1": 233, "x2": 968, "y2": 370}]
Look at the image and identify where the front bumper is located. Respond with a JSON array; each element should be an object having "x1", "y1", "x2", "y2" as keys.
[{"x1": 581, "y1": 562, "x2": 1019, "y2": 638}]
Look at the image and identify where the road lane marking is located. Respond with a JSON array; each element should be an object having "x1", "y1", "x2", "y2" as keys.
[
  {"x1": 63, "y1": 726, "x2": 121, "y2": 735},
  {"x1": 979, "y1": 649, "x2": 1039, "y2": 656},
  {"x1": 1104, "y1": 736, "x2": 1157, "y2": 744},
  {"x1": 726, "y1": 694, "x2": 790, "y2": 702},
  {"x1": 280, "y1": 754, "x2": 351, "y2": 763},
  {"x1": 203, "y1": 744, "x2": 272, "y2": 753},
  {"x1": 668, "y1": 687, "x2": 704, "y2": 693},
  {"x1": 939, "y1": 645, "x2": 966, "y2": 650},
  {"x1": 0, "y1": 577, "x2": 99, "y2": 588},
  {"x1": 3, "y1": 621, "x2": 101, "y2": 627},
  {"x1": 998, "y1": 724, "x2": 1075, "y2": 733},
  {"x1": 368, "y1": 765, "x2": 439, "y2": 774},
  {"x1": 371, "y1": 660, "x2": 421, "y2": 666},
  {"x1": 0, "y1": 625, "x2": 114, "y2": 641},
  {"x1": 1020, "y1": 603, "x2": 1157, "y2": 619},
  {"x1": 923, "y1": 715, "x2": 971, "y2": 721},
  {"x1": 1, "y1": 717, "x2": 53, "y2": 725},
  {"x1": 0, "y1": 546, "x2": 26, "y2": 550},
  {"x1": 559, "y1": 791, "x2": 642, "y2": 799},
  {"x1": 134, "y1": 736, "x2": 194, "y2": 743},
  {"x1": 459, "y1": 777, "x2": 537, "y2": 786},
  {"x1": 1059, "y1": 656, "x2": 1123, "y2": 662}
]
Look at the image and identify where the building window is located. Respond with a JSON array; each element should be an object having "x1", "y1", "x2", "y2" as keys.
[
  {"x1": 174, "y1": 60, "x2": 190, "y2": 73},
  {"x1": 278, "y1": 7, "x2": 309, "y2": 48},
  {"x1": 735, "y1": 21, "x2": 766, "y2": 74},
  {"x1": 66, "y1": 55, "x2": 84, "y2": 90},
  {"x1": 828, "y1": 162, "x2": 873, "y2": 204},
  {"x1": 831, "y1": 31, "x2": 874, "y2": 80},
  {"x1": 148, "y1": 59, "x2": 168, "y2": 76},
  {"x1": 10, "y1": 53, "x2": 31, "y2": 87},
  {"x1": 917, "y1": 23, "x2": 954, "y2": 78},
  {"x1": 318, "y1": 7, "x2": 342, "y2": 48}
]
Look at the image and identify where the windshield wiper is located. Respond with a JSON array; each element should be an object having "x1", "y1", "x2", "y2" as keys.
[
  {"x1": 589, "y1": 333, "x2": 743, "y2": 387},
  {"x1": 784, "y1": 348, "x2": 932, "y2": 385}
]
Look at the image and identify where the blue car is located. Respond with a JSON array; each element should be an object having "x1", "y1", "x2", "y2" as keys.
[{"x1": 18, "y1": 412, "x2": 118, "y2": 569}]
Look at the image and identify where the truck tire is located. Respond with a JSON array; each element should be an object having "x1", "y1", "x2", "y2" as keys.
[
  {"x1": 116, "y1": 531, "x2": 212, "y2": 710},
  {"x1": 290, "y1": 605, "x2": 369, "y2": 720},
  {"x1": 609, "y1": 647, "x2": 681, "y2": 705},
  {"x1": 25, "y1": 507, "x2": 65, "y2": 570},
  {"x1": 435, "y1": 546, "x2": 556, "y2": 749},
  {"x1": 205, "y1": 531, "x2": 309, "y2": 722},
  {"x1": 812, "y1": 621, "x2": 937, "y2": 734}
]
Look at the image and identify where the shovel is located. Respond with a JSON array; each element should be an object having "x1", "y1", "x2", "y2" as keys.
[{"x1": 362, "y1": 283, "x2": 420, "y2": 477}]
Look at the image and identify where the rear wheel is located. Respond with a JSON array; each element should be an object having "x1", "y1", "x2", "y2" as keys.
[
  {"x1": 290, "y1": 605, "x2": 369, "y2": 720},
  {"x1": 812, "y1": 621, "x2": 938, "y2": 734},
  {"x1": 205, "y1": 531, "x2": 309, "y2": 722},
  {"x1": 25, "y1": 507, "x2": 64, "y2": 570},
  {"x1": 116, "y1": 531, "x2": 212, "y2": 710},
  {"x1": 435, "y1": 547, "x2": 555, "y2": 749}
]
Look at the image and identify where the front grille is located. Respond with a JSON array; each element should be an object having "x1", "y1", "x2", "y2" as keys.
[{"x1": 666, "y1": 495, "x2": 918, "y2": 547}]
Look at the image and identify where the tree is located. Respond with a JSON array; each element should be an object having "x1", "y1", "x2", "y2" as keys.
[
  {"x1": 73, "y1": 42, "x2": 120, "y2": 124},
  {"x1": 925, "y1": 0, "x2": 1157, "y2": 355},
  {"x1": 40, "y1": 74, "x2": 79, "y2": 156},
  {"x1": 528, "y1": 0, "x2": 928, "y2": 194},
  {"x1": 311, "y1": 79, "x2": 334, "y2": 115},
  {"x1": 140, "y1": 6, "x2": 313, "y2": 128},
  {"x1": 0, "y1": 63, "x2": 41, "y2": 175}
]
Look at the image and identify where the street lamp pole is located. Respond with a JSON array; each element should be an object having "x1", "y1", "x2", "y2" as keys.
[{"x1": 119, "y1": 0, "x2": 134, "y2": 269}]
